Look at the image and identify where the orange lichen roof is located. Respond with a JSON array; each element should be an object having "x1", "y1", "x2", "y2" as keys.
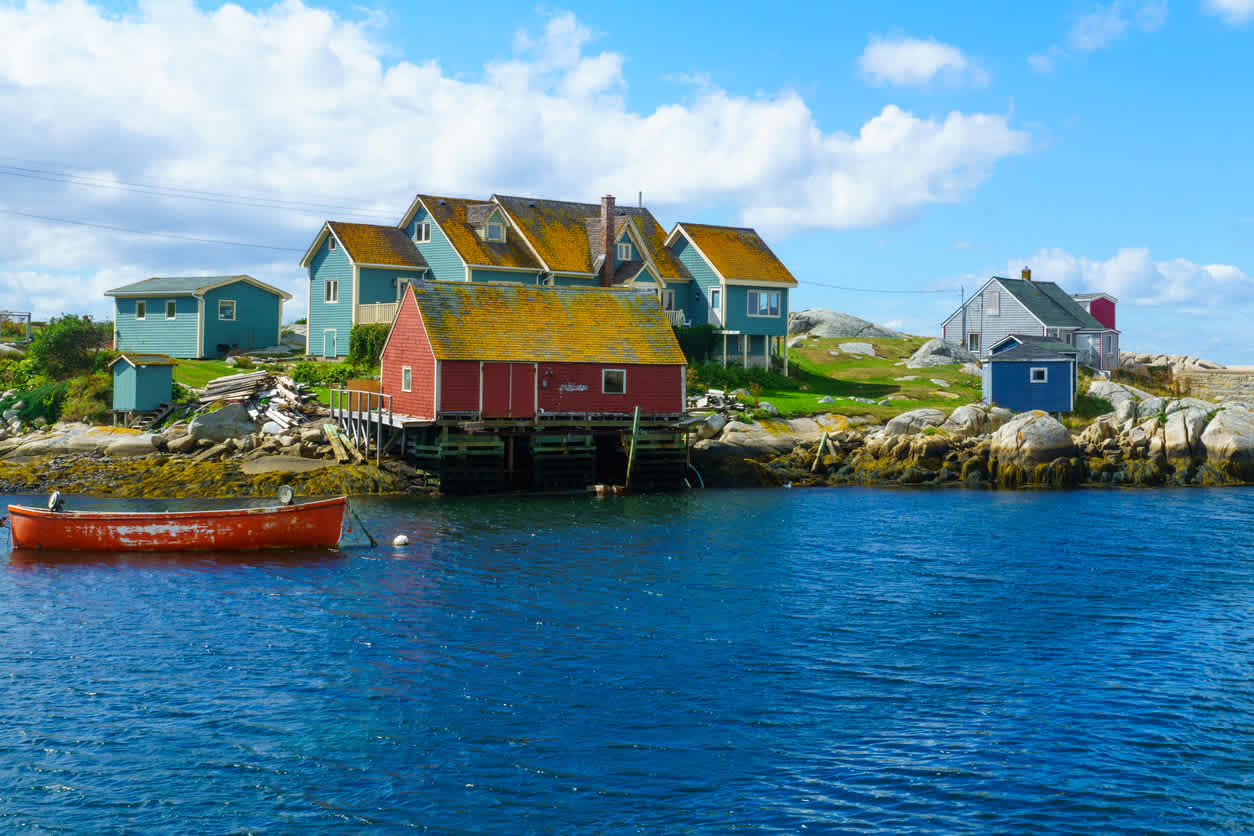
[
  {"x1": 416, "y1": 195, "x2": 541, "y2": 270},
  {"x1": 679, "y1": 223, "x2": 797, "y2": 285},
  {"x1": 494, "y1": 195, "x2": 603, "y2": 273},
  {"x1": 631, "y1": 211, "x2": 690, "y2": 280},
  {"x1": 412, "y1": 282, "x2": 687, "y2": 365},
  {"x1": 327, "y1": 222, "x2": 428, "y2": 268}
]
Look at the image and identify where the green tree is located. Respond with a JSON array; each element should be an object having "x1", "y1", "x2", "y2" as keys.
[{"x1": 27, "y1": 315, "x2": 108, "y2": 380}]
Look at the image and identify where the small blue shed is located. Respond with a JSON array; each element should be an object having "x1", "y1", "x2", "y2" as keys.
[
  {"x1": 110, "y1": 353, "x2": 176, "y2": 412},
  {"x1": 105, "y1": 275, "x2": 293, "y2": 359},
  {"x1": 982, "y1": 342, "x2": 1078, "y2": 414}
]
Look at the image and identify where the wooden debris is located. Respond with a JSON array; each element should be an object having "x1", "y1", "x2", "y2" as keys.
[{"x1": 194, "y1": 371, "x2": 320, "y2": 430}]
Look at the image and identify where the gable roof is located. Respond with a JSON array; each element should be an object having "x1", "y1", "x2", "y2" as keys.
[
  {"x1": 410, "y1": 282, "x2": 686, "y2": 365},
  {"x1": 995, "y1": 278, "x2": 1106, "y2": 330},
  {"x1": 408, "y1": 195, "x2": 541, "y2": 271},
  {"x1": 108, "y1": 353, "x2": 177, "y2": 368},
  {"x1": 991, "y1": 334, "x2": 1079, "y2": 356},
  {"x1": 327, "y1": 222, "x2": 429, "y2": 269},
  {"x1": 105, "y1": 275, "x2": 292, "y2": 300},
  {"x1": 987, "y1": 342, "x2": 1079, "y2": 363},
  {"x1": 669, "y1": 223, "x2": 797, "y2": 286}
]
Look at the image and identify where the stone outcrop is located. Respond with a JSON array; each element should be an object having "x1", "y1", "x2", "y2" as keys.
[
  {"x1": 788, "y1": 309, "x2": 906, "y2": 339},
  {"x1": 188, "y1": 403, "x2": 259, "y2": 443},
  {"x1": 990, "y1": 411, "x2": 1077, "y2": 467},
  {"x1": 940, "y1": 404, "x2": 1012, "y2": 440},
  {"x1": 1200, "y1": 406, "x2": 1254, "y2": 479},
  {"x1": 1088, "y1": 379, "x2": 1152, "y2": 406},
  {"x1": 905, "y1": 338, "x2": 976, "y2": 369},
  {"x1": 884, "y1": 408, "x2": 947, "y2": 436}
]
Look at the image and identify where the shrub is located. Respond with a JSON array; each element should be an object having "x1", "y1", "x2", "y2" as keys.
[
  {"x1": 0, "y1": 381, "x2": 69, "y2": 424},
  {"x1": 233, "y1": 355, "x2": 254, "y2": 369},
  {"x1": 673, "y1": 325, "x2": 719, "y2": 364},
  {"x1": 688, "y1": 362, "x2": 796, "y2": 395},
  {"x1": 27, "y1": 315, "x2": 111, "y2": 380},
  {"x1": 348, "y1": 323, "x2": 390, "y2": 367},
  {"x1": 292, "y1": 361, "x2": 355, "y2": 386},
  {"x1": 0, "y1": 356, "x2": 40, "y2": 390},
  {"x1": 60, "y1": 373, "x2": 112, "y2": 423}
]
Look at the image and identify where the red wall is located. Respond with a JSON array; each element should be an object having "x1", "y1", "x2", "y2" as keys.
[
  {"x1": 1089, "y1": 297, "x2": 1116, "y2": 330},
  {"x1": 440, "y1": 361, "x2": 480, "y2": 412},
  {"x1": 538, "y1": 363, "x2": 683, "y2": 415},
  {"x1": 380, "y1": 294, "x2": 436, "y2": 418}
]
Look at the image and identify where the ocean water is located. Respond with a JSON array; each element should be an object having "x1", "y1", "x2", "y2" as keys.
[{"x1": 2, "y1": 487, "x2": 1253, "y2": 833}]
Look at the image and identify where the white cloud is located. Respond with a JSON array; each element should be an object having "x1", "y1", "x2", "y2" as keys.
[
  {"x1": 0, "y1": 2, "x2": 1029, "y2": 320},
  {"x1": 1011, "y1": 247, "x2": 1253, "y2": 308},
  {"x1": 1029, "y1": 1, "x2": 1167, "y2": 72},
  {"x1": 1203, "y1": 0, "x2": 1254, "y2": 24},
  {"x1": 858, "y1": 36, "x2": 990, "y2": 88}
]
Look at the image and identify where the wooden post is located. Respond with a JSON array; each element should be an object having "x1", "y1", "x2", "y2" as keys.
[
  {"x1": 811, "y1": 431, "x2": 828, "y2": 472},
  {"x1": 624, "y1": 405, "x2": 641, "y2": 490}
]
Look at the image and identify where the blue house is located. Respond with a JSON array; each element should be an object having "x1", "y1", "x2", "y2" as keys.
[
  {"x1": 300, "y1": 222, "x2": 430, "y2": 358},
  {"x1": 665, "y1": 222, "x2": 797, "y2": 369},
  {"x1": 109, "y1": 353, "x2": 175, "y2": 412},
  {"x1": 106, "y1": 275, "x2": 291, "y2": 359},
  {"x1": 983, "y1": 338, "x2": 1078, "y2": 414}
]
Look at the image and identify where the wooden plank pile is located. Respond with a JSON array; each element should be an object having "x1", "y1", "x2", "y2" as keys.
[{"x1": 196, "y1": 370, "x2": 322, "y2": 429}]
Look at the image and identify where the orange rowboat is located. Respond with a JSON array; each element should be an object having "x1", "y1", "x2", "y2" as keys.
[{"x1": 7, "y1": 496, "x2": 348, "y2": 552}]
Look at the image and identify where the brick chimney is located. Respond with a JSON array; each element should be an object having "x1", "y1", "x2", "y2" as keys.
[
  {"x1": 599, "y1": 194, "x2": 616, "y2": 287},
  {"x1": 1021, "y1": 266, "x2": 1032, "y2": 281}
]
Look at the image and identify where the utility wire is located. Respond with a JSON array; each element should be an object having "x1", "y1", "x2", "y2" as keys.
[
  {"x1": 802, "y1": 279, "x2": 960, "y2": 295},
  {"x1": 0, "y1": 208, "x2": 304, "y2": 252}
]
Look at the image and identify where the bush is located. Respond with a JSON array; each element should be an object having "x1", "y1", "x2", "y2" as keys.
[
  {"x1": 27, "y1": 315, "x2": 111, "y2": 380},
  {"x1": 673, "y1": 325, "x2": 718, "y2": 364},
  {"x1": 0, "y1": 356, "x2": 40, "y2": 390},
  {"x1": 60, "y1": 373, "x2": 111, "y2": 423},
  {"x1": 0, "y1": 381, "x2": 69, "y2": 424},
  {"x1": 688, "y1": 362, "x2": 796, "y2": 395},
  {"x1": 348, "y1": 323, "x2": 390, "y2": 367},
  {"x1": 292, "y1": 361, "x2": 356, "y2": 387}
]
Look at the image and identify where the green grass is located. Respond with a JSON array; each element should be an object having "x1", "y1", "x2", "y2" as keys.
[
  {"x1": 724, "y1": 335, "x2": 983, "y2": 420},
  {"x1": 172, "y1": 359, "x2": 241, "y2": 389}
]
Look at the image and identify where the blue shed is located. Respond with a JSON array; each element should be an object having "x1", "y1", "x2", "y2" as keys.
[
  {"x1": 982, "y1": 342, "x2": 1078, "y2": 414},
  {"x1": 110, "y1": 353, "x2": 176, "y2": 412},
  {"x1": 106, "y1": 275, "x2": 293, "y2": 359}
]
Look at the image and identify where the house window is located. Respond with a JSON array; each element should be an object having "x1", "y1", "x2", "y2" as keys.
[
  {"x1": 617, "y1": 241, "x2": 632, "y2": 261},
  {"x1": 985, "y1": 290, "x2": 1000, "y2": 316},
  {"x1": 1030, "y1": 367, "x2": 1048, "y2": 383},
  {"x1": 414, "y1": 221, "x2": 431, "y2": 243},
  {"x1": 485, "y1": 222, "x2": 505, "y2": 242},
  {"x1": 658, "y1": 288, "x2": 676, "y2": 311},
  {"x1": 967, "y1": 333, "x2": 980, "y2": 352},
  {"x1": 218, "y1": 299, "x2": 236, "y2": 321},
  {"x1": 602, "y1": 368, "x2": 626, "y2": 394},
  {"x1": 329, "y1": 237, "x2": 337, "y2": 251},
  {"x1": 709, "y1": 288, "x2": 721, "y2": 318},
  {"x1": 1105, "y1": 334, "x2": 1114, "y2": 353},
  {"x1": 397, "y1": 278, "x2": 410, "y2": 301},
  {"x1": 401, "y1": 366, "x2": 412, "y2": 393},
  {"x1": 165, "y1": 300, "x2": 177, "y2": 320},
  {"x1": 325, "y1": 279, "x2": 339, "y2": 303},
  {"x1": 135, "y1": 301, "x2": 146, "y2": 320},
  {"x1": 747, "y1": 290, "x2": 780, "y2": 317}
]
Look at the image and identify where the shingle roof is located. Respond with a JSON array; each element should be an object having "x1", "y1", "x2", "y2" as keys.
[
  {"x1": 105, "y1": 275, "x2": 291, "y2": 298},
  {"x1": 996, "y1": 278, "x2": 1106, "y2": 330},
  {"x1": 676, "y1": 223, "x2": 797, "y2": 285},
  {"x1": 108, "y1": 353, "x2": 177, "y2": 368},
  {"x1": 412, "y1": 282, "x2": 687, "y2": 365},
  {"x1": 994, "y1": 334, "x2": 1080, "y2": 354},
  {"x1": 417, "y1": 195, "x2": 541, "y2": 270},
  {"x1": 327, "y1": 222, "x2": 428, "y2": 268},
  {"x1": 988, "y1": 342, "x2": 1078, "y2": 362}
]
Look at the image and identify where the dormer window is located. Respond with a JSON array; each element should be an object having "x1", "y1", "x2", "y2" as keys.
[
  {"x1": 328, "y1": 237, "x2": 337, "y2": 251},
  {"x1": 616, "y1": 241, "x2": 632, "y2": 261},
  {"x1": 414, "y1": 221, "x2": 431, "y2": 243},
  {"x1": 485, "y1": 221, "x2": 505, "y2": 242}
]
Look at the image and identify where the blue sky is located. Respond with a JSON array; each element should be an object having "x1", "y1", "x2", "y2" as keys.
[{"x1": 1, "y1": 0, "x2": 1251, "y2": 360}]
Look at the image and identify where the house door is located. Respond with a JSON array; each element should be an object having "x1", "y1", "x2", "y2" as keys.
[
  {"x1": 709, "y1": 288, "x2": 722, "y2": 326},
  {"x1": 481, "y1": 363, "x2": 535, "y2": 418},
  {"x1": 322, "y1": 329, "x2": 337, "y2": 358},
  {"x1": 509, "y1": 363, "x2": 535, "y2": 419}
]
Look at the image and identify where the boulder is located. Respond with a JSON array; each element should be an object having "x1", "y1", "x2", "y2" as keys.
[
  {"x1": 838, "y1": 342, "x2": 876, "y2": 357},
  {"x1": 939, "y1": 404, "x2": 999, "y2": 439},
  {"x1": 261, "y1": 421, "x2": 284, "y2": 435},
  {"x1": 990, "y1": 411, "x2": 1077, "y2": 466},
  {"x1": 1088, "y1": 379, "x2": 1152, "y2": 406},
  {"x1": 884, "y1": 408, "x2": 947, "y2": 436},
  {"x1": 817, "y1": 396, "x2": 835, "y2": 404},
  {"x1": 705, "y1": 418, "x2": 800, "y2": 458},
  {"x1": 167, "y1": 434, "x2": 200, "y2": 454},
  {"x1": 1201, "y1": 407, "x2": 1254, "y2": 473},
  {"x1": 694, "y1": 412, "x2": 727, "y2": 440},
  {"x1": 757, "y1": 402, "x2": 780, "y2": 417},
  {"x1": 905, "y1": 338, "x2": 976, "y2": 369},
  {"x1": 1160, "y1": 399, "x2": 1216, "y2": 459},
  {"x1": 187, "y1": 403, "x2": 259, "y2": 443},
  {"x1": 106, "y1": 434, "x2": 158, "y2": 457},
  {"x1": 959, "y1": 362, "x2": 981, "y2": 376},
  {"x1": 788, "y1": 309, "x2": 905, "y2": 339}
]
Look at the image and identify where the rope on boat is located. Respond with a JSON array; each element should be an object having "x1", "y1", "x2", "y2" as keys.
[{"x1": 346, "y1": 500, "x2": 377, "y2": 547}]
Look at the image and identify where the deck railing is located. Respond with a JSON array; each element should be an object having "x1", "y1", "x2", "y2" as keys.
[
  {"x1": 331, "y1": 388, "x2": 394, "y2": 463},
  {"x1": 356, "y1": 302, "x2": 399, "y2": 325},
  {"x1": 665, "y1": 310, "x2": 687, "y2": 328}
]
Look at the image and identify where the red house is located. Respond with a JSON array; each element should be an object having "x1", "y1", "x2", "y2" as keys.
[{"x1": 380, "y1": 282, "x2": 687, "y2": 421}]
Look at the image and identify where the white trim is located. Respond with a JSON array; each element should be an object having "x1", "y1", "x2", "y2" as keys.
[
  {"x1": 165, "y1": 299, "x2": 177, "y2": 320},
  {"x1": 1030, "y1": 366, "x2": 1049, "y2": 383},
  {"x1": 135, "y1": 300, "x2": 147, "y2": 320},
  {"x1": 666, "y1": 224, "x2": 728, "y2": 283},
  {"x1": 218, "y1": 299, "x2": 236, "y2": 321},
  {"x1": 602, "y1": 368, "x2": 626, "y2": 394},
  {"x1": 616, "y1": 241, "x2": 632, "y2": 261},
  {"x1": 413, "y1": 220, "x2": 431, "y2": 243},
  {"x1": 722, "y1": 277, "x2": 798, "y2": 288},
  {"x1": 401, "y1": 365, "x2": 412, "y2": 392},
  {"x1": 195, "y1": 297, "x2": 204, "y2": 357},
  {"x1": 351, "y1": 265, "x2": 359, "y2": 324},
  {"x1": 354, "y1": 262, "x2": 427, "y2": 272},
  {"x1": 305, "y1": 268, "x2": 312, "y2": 356}
]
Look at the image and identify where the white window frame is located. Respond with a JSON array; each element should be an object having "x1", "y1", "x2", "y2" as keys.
[
  {"x1": 747, "y1": 290, "x2": 780, "y2": 318},
  {"x1": 658, "y1": 288, "x2": 676, "y2": 311},
  {"x1": 165, "y1": 300, "x2": 177, "y2": 320},
  {"x1": 616, "y1": 241, "x2": 632, "y2": 261},
  {"x1": 485, "y1": 221, "x2": 505, "y2": 242},
  {"x1": 602, "y1": 368, "x2": 626, "y2": 395},
  {"x1": 401, "y1": 366, "x2": 412, "y2": 393},
  {"x1": 397, "y1": 278, "x2": 410, "y2": 301},
  {"x1": 709, "y1": 288, "x2": 722, "y2": 319},
  {"x1": 967, "y1": 332, "x2": 980, "y2": 352},
  {"x1": 1030, "y1": 367, "x2": 1048, "y2": 384},
  {"x1": 414, "y1": 221, "x2": 431, "y2": 243},
  {"x1": 325, "y1": 279, "x2": 339, "y2": 304},
  {"x1": 218, "y1": 299, "x2": 236, "y2": 321},
  {"x1": 1105, "y1": 334, "x2": 1114, "y2": 353},
  {"x1": 329, "y1": 237, "x2": 337, "y2": 251},
  {"x1": 135, "y1": 301, "x2": 146, "y2": 321},
  {"x1": 986, "y1": 290, "x2": 1000, "y2": 316}
]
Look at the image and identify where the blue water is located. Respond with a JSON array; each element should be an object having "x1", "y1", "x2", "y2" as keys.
[{"x1": 3, "y1": 488, "x2": 1254, "y2": 833}]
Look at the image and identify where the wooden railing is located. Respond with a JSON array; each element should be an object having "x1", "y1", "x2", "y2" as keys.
[
  {"x1": 331, "y1": 388, "x2": 393, "y2": 463},
  {"x1": 665, "y1": 310, "x2": 687, "y2": 327},
  {"x1": 356, "y1": 302, "x2": 399, "y2": 325}
]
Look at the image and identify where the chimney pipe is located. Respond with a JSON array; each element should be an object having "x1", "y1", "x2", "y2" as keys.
[
  {"x1": 599, "y1": 194, "x2": 616, "y2": 287},
  {"x1": 1022, "y1": 266, "x2": 1031, "y2": 281}
]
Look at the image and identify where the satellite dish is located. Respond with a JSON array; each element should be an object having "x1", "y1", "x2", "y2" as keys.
[
  {"x1": 277, "y1": 485, "x2": 295, "y2": 506},
  {"x1": 47, "y1": 491, "x2": 63, "y2": 512}
]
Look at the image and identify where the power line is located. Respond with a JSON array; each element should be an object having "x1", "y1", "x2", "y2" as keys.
[
  {"x1": 802, "y1": 279, "x2": 960, "y2": 294},
  {"x1": 0, "y1": 208, "x2": 304, "y2": 252}
]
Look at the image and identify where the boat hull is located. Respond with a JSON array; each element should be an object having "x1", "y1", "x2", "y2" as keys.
[{"x1": 7, "y1": 497, "x2": 348, "y2": 552}]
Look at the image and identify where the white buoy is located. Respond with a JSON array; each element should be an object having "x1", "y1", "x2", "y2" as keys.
[{"x1": 392, "y1": 534, "x2": 410, "y2": 547}]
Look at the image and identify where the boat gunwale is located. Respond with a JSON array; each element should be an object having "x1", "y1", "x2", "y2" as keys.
[{"x1": 7, "y1": 496, "x2": 348, "y2": 522}]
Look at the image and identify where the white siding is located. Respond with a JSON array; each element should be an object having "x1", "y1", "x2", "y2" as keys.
[{"x1": 940, "y1": 279, "x2": 1044, "y2": 358}]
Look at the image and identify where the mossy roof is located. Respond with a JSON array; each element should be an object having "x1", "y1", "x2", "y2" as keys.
[
  {"x1": 678, "y1": 223, "x2": 797, "y2": 285},
  {"x1": 105, "y1": 275, "x2": 292, "y2": 299},
  {"x1": 412, "y1": 282, "x2": 686, "y2": 365},
  {"x1": 416, "y1": 195, "x2": 541, "y2": 270},
  {"x1": 995, "y1": 278, "x2": 1106, "y2": 330},
  {"x1": 108, "y1": 353, "x2": 177, "y2": 368},
  {"x1": 326, "y1": 222, "x2": 428, "y2": 268}
]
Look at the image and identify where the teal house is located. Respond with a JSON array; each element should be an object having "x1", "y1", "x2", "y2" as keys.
[
  {"x1": 106, "y1": 275, "x2": 292, "y2": 359},
  {"x1": 109, "y1": 353, "x2": 175, "y2": 412},
  {"x1": 300, "y1": 222, "x2": 429, "y2": 358},
  {"x1": 665, "y1": 223, "x2": 797, "y2": 368}
]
